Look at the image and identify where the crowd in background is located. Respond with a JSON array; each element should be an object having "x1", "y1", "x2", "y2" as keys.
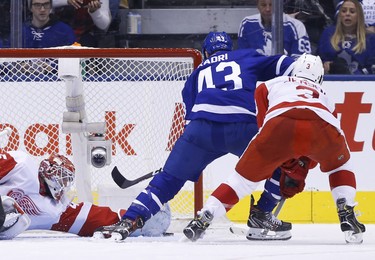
[{"x1": 0, "y1": 0, "x2": 374, "y2": 75}]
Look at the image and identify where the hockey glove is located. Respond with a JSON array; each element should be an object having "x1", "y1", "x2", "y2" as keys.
[
  {"x1": 0, "y1": 196, "x2": 31, "y2": 240},
  {"x1": 279, "y1": 157, "x2": 311, "y2": 198}
]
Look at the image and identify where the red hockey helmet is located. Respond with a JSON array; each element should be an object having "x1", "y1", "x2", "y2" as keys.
[{"x1": 38, "y1": 154, "x2": 75, "y2": 201}]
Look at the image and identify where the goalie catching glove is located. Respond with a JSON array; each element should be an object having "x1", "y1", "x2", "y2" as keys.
[
  {"x1": 0, "y1": 196, "x2": 31, "y2": 240},
  {"x1": 279, "y1": 157, "x2": 313, "y2": 198}
]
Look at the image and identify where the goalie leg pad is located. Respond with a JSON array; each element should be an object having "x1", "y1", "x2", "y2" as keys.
[
  {"x1": 246, "y1": 227, "x2": 292, "y2": 241},
  {"x1": 131, "y1": 203, "x2": 171, "y2": 237}
]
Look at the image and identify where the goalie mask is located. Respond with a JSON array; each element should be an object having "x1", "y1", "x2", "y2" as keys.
[
  {"x1": 38, "y1": 154, "x2": 75, "y2": 201},
  {"x1": 292, "y1": 53, "x2": 324, "y2": 84},
  {"x1": 202, "y1": 31, "x2": 233, "y2": 59}
]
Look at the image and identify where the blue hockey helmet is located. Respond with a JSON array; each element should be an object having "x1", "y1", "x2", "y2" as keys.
[{"x1": 202, "y1": 32, "x2": 233, "y2": 59}]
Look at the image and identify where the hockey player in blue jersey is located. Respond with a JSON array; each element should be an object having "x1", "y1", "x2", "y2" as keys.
[
  {"x1": 22, "y1": 0, "x2": 76, "y2": 48},
  {"x1": 238, "y1": 0, "x2": 311, "y2": 59},
  {"x1": 93, "y1": 31, "x2": 295, "y2": 241}
]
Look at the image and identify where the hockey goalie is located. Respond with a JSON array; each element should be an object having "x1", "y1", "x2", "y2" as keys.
[{"x1": 0, "y1": 150, "x2": 171, "y2": 239}]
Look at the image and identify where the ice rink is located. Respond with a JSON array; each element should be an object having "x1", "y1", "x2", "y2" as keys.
[{"x1": 1, "y1": 223, "x2": 374, "y2": 260}]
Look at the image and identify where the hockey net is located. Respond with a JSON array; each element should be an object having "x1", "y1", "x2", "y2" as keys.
[{"x1": 0, "y1": 47, "x2": 203, "y2": 220}]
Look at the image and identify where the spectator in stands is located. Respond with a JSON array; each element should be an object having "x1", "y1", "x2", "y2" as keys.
[
  {"x1": 318, "y1": 0, "x2": 375, "y2": 74},
  {"x1": 53, "y1": 0, "x2": 111, "y2": 47},
  {"x1": 110, "y1": 0, "x2": 120, "y2": 19},
  {"x1": 23, "y1": 0, "x2": 76, "y2": 48},
  {"x1": 334, "y1": 0, "x2": 375, "y2": 33},
  {"x1": 0, "y1": 1, "x2": 10, "y2": 48},
  {"x1": 238, "y1": 0, "x2": 311, "y2": 59},
  {"x1": 284, "y1": 0, "x2": 335, "y2": 54}
]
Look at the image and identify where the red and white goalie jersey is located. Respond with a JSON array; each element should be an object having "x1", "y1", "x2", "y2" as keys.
[
  {"x1": 255, "y1": 75, "x2": 341, "y2": 132},
  {"x1": 0, "y1": 151, "x2": 119, "y2": 236},
  {"x1": 0, "y1": 151, "x2": 170, "y2": 237}
]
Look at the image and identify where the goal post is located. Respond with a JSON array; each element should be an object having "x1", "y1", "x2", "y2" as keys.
[{"x1": 0, "y1": 47, "x2": 203, "y2": 219}]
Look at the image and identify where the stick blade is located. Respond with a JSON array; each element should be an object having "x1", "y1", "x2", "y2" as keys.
[{"x1": 111, "y1": 166, "x2": 126, "y2": 188}]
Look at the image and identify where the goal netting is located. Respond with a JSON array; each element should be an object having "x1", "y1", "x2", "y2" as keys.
[{"x1": 0, "y1": 47, "x2": 203, "y2": 220}]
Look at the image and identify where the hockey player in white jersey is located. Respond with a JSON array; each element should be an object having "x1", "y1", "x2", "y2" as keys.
[
  {"x1": 93, "y1": 31, "x2": 295, "y2": 242},
  {"x1": 0, "y1": 151, "x2": 170, "y2": 239},
  {"x1": 192, "y1": 53, "x2": 365, "y2": 243}
]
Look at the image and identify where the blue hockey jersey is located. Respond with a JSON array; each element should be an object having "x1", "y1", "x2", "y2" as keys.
[
  {"x1": 238, "y1": 13, "x2": 311, "y2": 59},
  {"x1": 22, "y1": 17, "x2": 76, "y2": 48},
  {"x1": 318, "y1": 25, "x2": 375, "y2": 74},
  {"x1": 182, "y1": 49, "x2": 295, "y2": 123}
]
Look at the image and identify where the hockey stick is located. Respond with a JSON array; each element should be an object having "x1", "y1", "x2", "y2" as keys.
[
  {"x1": 273, "y1": 197, "x2": 286, "y2": 217},
  {"x1": 111, "y1": 166, "x2": 162, "y2": 189}
]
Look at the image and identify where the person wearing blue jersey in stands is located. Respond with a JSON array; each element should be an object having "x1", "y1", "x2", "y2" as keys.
[
  {"x1": 334, "y1": 0, "x2": 375, "y2": 33},
  {"x1": 93, "y1": 31, "x2": 295, "y2": 242},
  {"x1": 318, "y1": 0, "x2": 375, "y2": 74},
  {"x1": 238, "y1": 0, "x2": 311, "y2": 59},
  {"x1": 23, "y1": 0, "x2": 76, "y2": 48}
]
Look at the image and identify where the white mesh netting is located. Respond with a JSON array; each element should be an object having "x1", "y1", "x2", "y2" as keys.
[{"x1": 0, "y1": 49, "x2": 202, "y2": 219}]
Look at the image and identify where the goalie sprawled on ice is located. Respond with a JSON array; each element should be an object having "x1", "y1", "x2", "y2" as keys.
[{"x1": 0, "y1": 150, "x2": 170, "y2": 239}]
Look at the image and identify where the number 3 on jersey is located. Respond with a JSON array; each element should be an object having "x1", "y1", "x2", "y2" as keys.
[{"x1": 197, "y1": 61, "x2": 243, "y2": 92}]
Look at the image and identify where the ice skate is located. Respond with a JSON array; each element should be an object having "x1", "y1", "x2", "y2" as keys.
[
  {"x1": 93, "y1": 217, "x2": 144, "y2": 242},
  {"x1": 336, "y1": 198, "x2": 365, "y2": 244},
  {"x1": 246, "y1": 196, "x2": 292, "y2": 240},
  {"x1": 183, "y1": 210, "x2": 213, "y2": 242}
]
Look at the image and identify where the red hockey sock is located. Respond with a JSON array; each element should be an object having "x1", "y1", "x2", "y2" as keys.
[{"x1": 211, "y1": 183, "x2": 239, "y2": 212}]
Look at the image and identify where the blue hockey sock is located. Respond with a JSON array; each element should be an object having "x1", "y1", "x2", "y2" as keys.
[
  {"x1": 122, "y1": 171, "x2": 185, "y2": 222},
  {"x1": 256, "y1": 191, "x2": 279, "y2": 212},
  {"x1": 257, "y1": 169, "x2": 282, "y2": 212}
]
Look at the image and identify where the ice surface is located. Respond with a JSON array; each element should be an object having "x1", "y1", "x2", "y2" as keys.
[{"x1": 2, "y1": 224, "x2": 375, "y2": 260}]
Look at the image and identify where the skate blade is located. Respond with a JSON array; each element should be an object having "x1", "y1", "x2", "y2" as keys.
[
  {"x1": 229, "y1": 226, "x2": 247, "y2": 236},
  {"x1": 246, "y1": 228, "x2": 292, "y2": 241},
  {"x1": 92, "y1": 231, "x2": 118, "y2": 240},
  {"x1": 92, "y1": 231, "x2": 105, "y2": 239},
  {"x1": 344, "y1": 231, "x2": 363, "y2": 244},
  {"x1": 110, "y1": 232, "x2": 126, "y2": 242}
]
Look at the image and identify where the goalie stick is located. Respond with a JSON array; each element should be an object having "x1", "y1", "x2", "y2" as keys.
[
  {"x1": 111, "y1": 166, "x2": 162, "y2": 189},
  {"x1": 229, "y1": 197, "x2": 286, "y2": 237}
]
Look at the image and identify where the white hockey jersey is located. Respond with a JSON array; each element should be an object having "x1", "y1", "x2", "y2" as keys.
[
  {"x1": 255, "y1": 76, "x2": 341, "y2": 132},
  {"x1": 0, "y1": 151, "x2": 170, "y2": 237},
  {"x1": 0, "y1": 151, "x2": 70, "y2": 229},
  {"x1": 0, "y1": 151, "x2": 117, "y2": 236}
]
